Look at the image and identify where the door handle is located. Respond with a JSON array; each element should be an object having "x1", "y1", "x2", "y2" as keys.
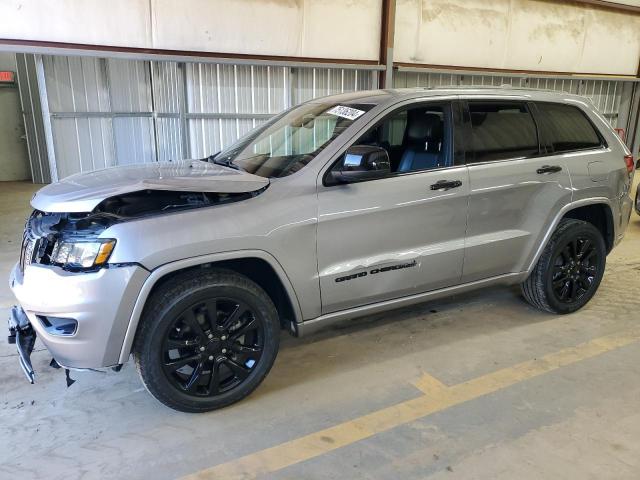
[
  {"x1": 536, "y1": 165, "x2": 562, "y2": 174},
  {"x1": 430, "y1": 179, "x2": 462, "y2": 191}
]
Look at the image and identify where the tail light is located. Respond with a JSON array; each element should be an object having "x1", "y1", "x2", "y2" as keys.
[{"x1": 624, "y1": 154, "x2": 634, "y2": 174}]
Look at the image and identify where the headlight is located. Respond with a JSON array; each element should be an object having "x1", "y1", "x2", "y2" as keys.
[{"x1": 52, "y1": 239, "x2": 116, "y2": 269}]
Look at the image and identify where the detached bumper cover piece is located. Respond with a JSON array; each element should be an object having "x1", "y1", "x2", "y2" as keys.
[{"x1": 7, "y1": 305, "x2": 36, "y2": 383}]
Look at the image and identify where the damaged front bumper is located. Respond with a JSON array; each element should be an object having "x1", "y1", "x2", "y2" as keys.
[
  {"x1": 7, "y1": 305, "x2": 36, "y2": 383},
  {"x1": 9, "y1": 261, "x2": 149, "y2": 370}
]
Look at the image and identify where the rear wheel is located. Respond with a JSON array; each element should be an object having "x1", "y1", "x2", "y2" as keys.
[
  {"x1": 134, "y1": 269, "x2": 279, "y2": 412},
  {"x1": 522, "y1": 218, "x2": 606, "y2": 314}
]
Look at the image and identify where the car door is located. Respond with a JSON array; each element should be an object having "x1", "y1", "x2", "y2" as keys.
[
  {"x1": 460, "y1": 99, "x2": 573, "y2": 283},
  {"x1": 316, "y1": 100, "x2": 470, "y2": 314}
]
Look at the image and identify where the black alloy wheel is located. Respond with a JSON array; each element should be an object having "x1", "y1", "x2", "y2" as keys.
[
  {"x1": 134, "y1": 269, "x2": 280, "y2": 412},
  {"x1": 522, "y1": 218, "x2": 606, "y2": 314},
  {"x1": 550, "y1": 236, "x2": 599, "y2": 304},
  {"x1": 161, "y1": 298, "x2": 264, "y2": 396}
]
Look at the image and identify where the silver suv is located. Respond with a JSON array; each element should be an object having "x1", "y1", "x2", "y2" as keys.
[{"x1": 8, "y1": 88, "x2": 635, "y2": 412}]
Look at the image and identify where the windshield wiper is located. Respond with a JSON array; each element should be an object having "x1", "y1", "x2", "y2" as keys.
[
  {"x1": 209, "y1": 155, "x2": 242, "y2": 171},
  {"x1": 202, "y1": 151, "x2": 219, "y2": 163}
]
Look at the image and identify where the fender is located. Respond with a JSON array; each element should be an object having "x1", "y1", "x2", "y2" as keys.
[
  {"x1": 117, "y1": 249, "x2": 303, "y2": 364},
  {"x1": 523, "y1": 197, "x2": 615, "y2": 276}
]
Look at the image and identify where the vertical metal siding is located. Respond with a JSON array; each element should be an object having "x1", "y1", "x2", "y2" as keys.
[
  {"x1": 151, "y1": 61, "x2": 181, "y2": 114},
  {"x1": 36, "y1": 54, "x2": 634, "y2": 181},
  {"x1": 15, "y1": 53, "x2": 51, "y2": 183},
  {"x1": 155, "y1": 117, "x2": 183, "y2": 162},
  {"x1": 44, "y1": 56, "x2": 110, "y2": 112},
  {"x1": 293, "y1": 67, "x2": 374, "y2": 105},
  {"x1": 106, "y1": 59, "x2": 152, "y2": 112},
  {"x1": 42, "y1": 56, "x2": 117, "y2": 177},
  {"x1": 112, "y1": 117, "x2": 155, "y2": 165},
  {"x1": 38, "y1": 55, "x2": 377, "y2": 178},
  {"x1": 395, "y1": 71, "x2": 629, "y2": 129}
]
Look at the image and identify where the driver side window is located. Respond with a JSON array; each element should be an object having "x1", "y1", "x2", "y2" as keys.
[{"x1": 334, "y1": 102, "x2": 452, "y2": 176}]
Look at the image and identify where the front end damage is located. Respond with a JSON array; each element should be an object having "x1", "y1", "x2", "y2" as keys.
[
  {"x1": 7, "y1": 305, "x2": 36, "y2": 383},
  {"x1": 9, "y1": 175, "x2": 268, "y2": 385},
  {"x1": 18, "y1": 188, "x2": 263, "y2": 272}
]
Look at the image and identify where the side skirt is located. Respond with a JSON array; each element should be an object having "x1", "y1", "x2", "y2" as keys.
[{"x1": 298, "y1": 271, "x2": 525, "y2": 336}]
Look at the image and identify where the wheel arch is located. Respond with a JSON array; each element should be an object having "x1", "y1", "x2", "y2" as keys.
[
  {"x1": 562, "y1": 202, "x2": 615, "y2": 253},
  {"x1": 118, "y1": 250, "x2": 303, "y2": 364},
  {"x1": 525, "y1": 197, "x2": 615, "y2": 275}
]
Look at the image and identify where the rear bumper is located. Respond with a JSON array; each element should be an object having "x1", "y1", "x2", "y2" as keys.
[
  {"x1": 9, "y1": 262, "x2": 149, "y2": 369},
  {"x1": 615, "y1": 193, "x2": 634, "y2": 247}
]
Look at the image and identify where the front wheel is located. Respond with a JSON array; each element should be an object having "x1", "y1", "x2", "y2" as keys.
[
  {"x1": 522, "y1": 218, "x2": 606, "y2": 314},
  {"x1": 134, "y1": 269, "x2": 280, "y2": 412}
]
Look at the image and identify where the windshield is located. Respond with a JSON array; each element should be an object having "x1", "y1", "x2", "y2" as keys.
[{"x1": 211, "y1": 102, "x2": 374, "y2": 178}]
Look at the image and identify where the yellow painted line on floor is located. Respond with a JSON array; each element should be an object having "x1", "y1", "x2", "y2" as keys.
[
  {"x1": 183, "y1": 327, "x2": 640, "y2": 480},
  {"x1": 412, "y1": 371, "x2": 448, "y2": 395}
]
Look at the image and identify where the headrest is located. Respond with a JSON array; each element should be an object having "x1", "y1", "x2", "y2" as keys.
[{"x1": 406, "y1": 112, "x2": 443, "y2": 143}]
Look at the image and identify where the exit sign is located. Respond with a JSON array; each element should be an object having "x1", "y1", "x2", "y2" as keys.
[{"x1": 0, "y1": 71, "x2": 15, "y2": 84}]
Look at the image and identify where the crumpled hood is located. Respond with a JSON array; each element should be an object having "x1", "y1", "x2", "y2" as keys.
[{"x1": 31, "y1": 161, "x2": 269, "y2": 213}]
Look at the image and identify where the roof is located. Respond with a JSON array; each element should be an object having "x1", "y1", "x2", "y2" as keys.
[{"x1": 311, "y1": 86, "x2": 593, "y2": 108}]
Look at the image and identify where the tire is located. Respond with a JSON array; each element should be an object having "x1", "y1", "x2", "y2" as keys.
[
  {"x1": 521, "y1": 218, "x2": 606, "y2": 314},
  {"x1": 134, "y1": 268, "x2": 280, "y2": 413}
]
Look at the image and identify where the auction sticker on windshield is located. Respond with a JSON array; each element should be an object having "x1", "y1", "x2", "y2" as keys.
[{"x1": 326, "y1": 105, "x2": 366, "y2": 121}]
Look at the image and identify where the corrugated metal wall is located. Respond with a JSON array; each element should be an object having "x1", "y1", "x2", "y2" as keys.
[
  {"x1": 15, "y1": 54, "x2": 51, "y2": 183},
  {"x1": 37, "y1": 55, "x2": 377, "y2": 180},
  {"x1": 393, "y1": 71, "x2": 629, "y2": 130},
  {"x1": 24, "y1": 55, "x2": 638, "y2": 181}
]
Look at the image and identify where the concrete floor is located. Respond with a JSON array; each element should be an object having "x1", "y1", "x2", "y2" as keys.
[{"x1": 1, "y1": 180, "x2": 640, "y2": 479}]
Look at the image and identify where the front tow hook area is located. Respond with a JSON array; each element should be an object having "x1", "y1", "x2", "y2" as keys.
[{"x1": 8, "y1": 305, "x2": 36, "y2": 383}]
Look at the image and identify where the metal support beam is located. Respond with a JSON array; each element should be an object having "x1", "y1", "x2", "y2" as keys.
[
  {"x1": 379, "y1": 0, "x2": 396, "y2": 88},
  {"x1": 178, "y1": 62, "x2": 190, "y2": 158},
  {"x1": 34, "y1": 54, "x2": 58, "y2": 182},
  {"x1": 0, "y1": 39, "x2": 384, "y2": 71}
]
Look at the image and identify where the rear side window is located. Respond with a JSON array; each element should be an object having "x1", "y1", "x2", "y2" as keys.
[
  {"x1": 467, "y1": 102, "x2": 539, "y2": 163},
  {"x1": 536, "y1": 103, "x2": 603, "y2": 153}
]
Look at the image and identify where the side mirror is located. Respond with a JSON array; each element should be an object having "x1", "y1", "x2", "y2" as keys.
[{"x1": 329, "y1": 145, "x2": 390, "y2": 184}]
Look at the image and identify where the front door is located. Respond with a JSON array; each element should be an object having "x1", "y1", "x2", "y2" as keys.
[{"x1": 316, "y1": 101, "x2": 469, "y2": 314}]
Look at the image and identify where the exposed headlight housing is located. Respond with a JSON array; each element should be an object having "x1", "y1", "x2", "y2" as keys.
[{"x1": 51, "y1": 239, "x2": 116, "y2": 270}]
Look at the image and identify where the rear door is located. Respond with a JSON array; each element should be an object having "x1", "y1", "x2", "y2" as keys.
[
  {"x1": 316, "y1": 100, "x2": 469, "y2": 314},
  {"x1": 461, "y1": 99, "x2": 573, "y2": 282}
]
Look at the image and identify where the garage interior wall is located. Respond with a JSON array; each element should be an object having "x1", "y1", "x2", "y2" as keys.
[
  {"x1": 20, "y1": 54, "x2": 377, "y2": 180},
  {"x1": 5, "y1": 0, "x2": 640, "y2": 181},
  {"x1": 15, "y1": 53, "x2": 640, "y2": 181},
  {"x1": 394, "y1": 0, "x2": 640, "y2": 75},
  {"x1": 1, "y1": 0, "x2": 383, "y2": 61},
  {"x1": 394, "y1": 70, "x2": 634, "y2": 130},
  {"x1": 0, "y1": 52, "x2": 30, "y2": 181}
]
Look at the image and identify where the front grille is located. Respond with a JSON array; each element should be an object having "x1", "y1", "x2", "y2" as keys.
[{"x1": 19, "y1": 228, "x2": 37, "y2": 273}]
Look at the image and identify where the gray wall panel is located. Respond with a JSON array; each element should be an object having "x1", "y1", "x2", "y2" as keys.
[
  {"x1": 16, "y1": 53, "x2": 51, "y2": 183},
  {"x1": 152, "y1": 61, "x2": 181, "y2": 114},
  {"x1": 106, "y1": 59, "x2": 152, "y2": 112},
  {"x1": 36, "y1": 53, "x2": 635, "y2": 181},
  {"x1": 113, "y1": 117, "x2": 155, "y2": 165},
  {"x1": 156, "y1": 117, "x2": 183, "y2": 162},
  {"x1": 44, "y1": 56, "x2": 110, "y2": 113},
  {"x1": 188, "y1": 118, "x2": 221, "y2": 159}
]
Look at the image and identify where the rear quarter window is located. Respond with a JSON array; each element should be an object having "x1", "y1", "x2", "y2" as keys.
[{"x1": 536, "y1": 103, "x2": 603, "y2": 153}]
